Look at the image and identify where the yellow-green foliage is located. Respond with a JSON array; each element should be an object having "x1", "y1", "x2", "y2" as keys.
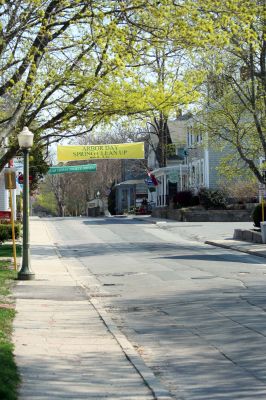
[
  {"x1": 0, "y1": 0, "x2": 264, "y2": 173},
  {"x1": 35, "y1": 192, "x2": 57, "y2": 215}
]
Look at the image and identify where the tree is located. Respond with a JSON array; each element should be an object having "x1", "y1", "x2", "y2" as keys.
[
  {"x1": 1, "y1": 0, "x2": 259, "y2": 176},
  {"x1": 192, "y1": 0, "x2": 266, "y2": 183},
  {"x1": 47, "y1": 123, "x2": 149, "y2": 216},
  {"x1": 28, "y1": 145, "x2": 49, "y2": 192},
  {"x1": 33, "y1": 187, "x2": 57, "y2": 216},
  {"x1": 110, "y1": 0, "x2": 257, "y2": 168},
  {"x1": 46, "y1": 174, "x2": 68, "y2": 217},
  {"x1": 142, "y1": 45, "x2": 199, "y2": 168},
  {"x1": 0, "y1": 0, "x2": 150, "y2": 170}
]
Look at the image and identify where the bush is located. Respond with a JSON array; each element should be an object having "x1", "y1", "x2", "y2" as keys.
[
  {"x1": 173, "y1": 190, "x2": 193, "y2": 208},
  {"x1": 198, "y1": 187, "x2": 227, "y2": 209},
  {"x1": 0, "y1": 225, "x2": 8, "y2": 242},
  {"x1": 190, "y1": 195, "x2": 200, "y2": 206},
  {"x1": 0, "y1": 223, "x2": 21, "y2": 243},
  {"x1": 252, "y1": 204, "x2": 266, "y2": 228},
  {"x1": 32, "y1": 203, "x2": 57, "y2": 217}
]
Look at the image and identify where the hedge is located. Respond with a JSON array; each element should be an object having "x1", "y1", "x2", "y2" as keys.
[{"x1": 0, "y1": 223, "x2": 21, "y2": 243}]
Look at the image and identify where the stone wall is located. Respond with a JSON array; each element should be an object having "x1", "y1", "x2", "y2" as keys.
[
  {"x1": 233, "y1": 229, "x2": 262, "y2": 243},
  {"x1": 152, "y1": 207, "x2": 253, "y2": 222}
]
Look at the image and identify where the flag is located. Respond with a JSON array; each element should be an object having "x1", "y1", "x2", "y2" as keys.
[{"x1": 147, "y1": 170, "x2": 159, "y2": 186}]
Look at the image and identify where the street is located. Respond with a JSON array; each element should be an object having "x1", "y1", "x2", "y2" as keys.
[{"x1": 43, "y1": 216, "x2": 266, "y2": 400}]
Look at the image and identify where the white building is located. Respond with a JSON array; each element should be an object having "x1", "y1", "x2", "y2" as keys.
[
  {"x1": 0, "y1": 142, "x2": 20, "y2": 219},
  {"x1": 0, "y1": 140, "x2": 9, "y2": 213},
  {"x1": 148, "y1": 113, "x2": 229, "y2": 208}
]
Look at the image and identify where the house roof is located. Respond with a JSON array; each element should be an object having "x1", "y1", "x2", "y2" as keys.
[{"x1": 168, "y1": 114, "x2": 192, "y2": 144}]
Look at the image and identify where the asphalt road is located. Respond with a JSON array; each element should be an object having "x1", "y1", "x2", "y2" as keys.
[{"x1": 46, "y1": 217, "x2": 266, "y2": 399}]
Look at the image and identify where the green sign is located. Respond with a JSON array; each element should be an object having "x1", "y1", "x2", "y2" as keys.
[{"x1": 48, "y1": 164, "x2": 97, "y2": 175}]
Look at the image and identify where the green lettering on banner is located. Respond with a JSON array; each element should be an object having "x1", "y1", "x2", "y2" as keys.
[{"x1": 48, "y1": 164, "x2": 97, "y2": 175}]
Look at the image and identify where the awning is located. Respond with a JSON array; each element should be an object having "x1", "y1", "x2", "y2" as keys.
[
  {"x1": 115, "y1": 179, "x2": 145, "y2": 186},
  {"x1": 152, "y1": 165, "x2": 188, "y2": 177}
]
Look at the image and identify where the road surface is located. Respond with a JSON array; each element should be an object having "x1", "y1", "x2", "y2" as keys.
[{"x1": 45, "y1": 216, "x2": 266, "y2": 399}]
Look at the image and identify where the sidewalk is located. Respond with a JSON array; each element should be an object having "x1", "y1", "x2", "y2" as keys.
[
  {"x1": 205, "y1": 238, "x2": 266, "y2": 258},
  {"x1": 12, "y1": 218, "x2": 172, "y2": 400}
]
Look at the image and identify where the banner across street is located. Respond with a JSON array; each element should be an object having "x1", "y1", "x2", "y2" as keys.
[{"x1": 57, "y1": 142, "x2": 145, "y2": 162}]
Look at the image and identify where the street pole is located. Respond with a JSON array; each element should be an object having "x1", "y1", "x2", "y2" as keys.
[{"x1": 17, "y1": 127, "x2": 35, "y2": 280}]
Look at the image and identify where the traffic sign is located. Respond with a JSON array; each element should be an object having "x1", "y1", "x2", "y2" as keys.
[
  {"x1": 48, "y1": 164, "x2": 97, "y2": 175},
  {"x1": 13, "y1": 157, "x2": 24, "y2": 170},
  {"x1": 145, "y1": 178, "x2": 155, "y2": 186}
]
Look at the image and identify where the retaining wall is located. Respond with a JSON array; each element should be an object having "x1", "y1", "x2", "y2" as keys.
[
  {"x1": 152, "y1": 207, "x2": 253, "y2": 222},
  {"x1": 233, "y1": 229, "x2": 262, "y2": 243}
]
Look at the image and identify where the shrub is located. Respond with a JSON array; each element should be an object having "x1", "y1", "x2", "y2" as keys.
[
  {"x1": 191, "y1": 195, "x2": 200, "y2": 206},
  {"x1": 108, "y1": 183, "x2": 116, "y2": 215},
  {"x1": 173, "y1": 190, "x2": 193, "y2": 208},
  {"x1": 0, "y1": 223, "x2": 21, "y2": 243},
  {"x1": 0, "y1": 225, "x2": 8, "y2": 242},
  {"x1": 198, "y1": 187, "x2": 227, "y2": 209},
  {"x1": 32, "y1": 203, "x2": 57, "y2": 217},
  {"x1": 252, "y1": 204, "x2": 266, "y2": 228}
]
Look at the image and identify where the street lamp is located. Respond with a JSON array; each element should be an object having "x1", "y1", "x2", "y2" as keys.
[
  {"x1": 17, "y1": 127, "x2": 35, "y2": 280},
  {"x1": 96, "y1": 191, "x2": 100, "y2": 210}
]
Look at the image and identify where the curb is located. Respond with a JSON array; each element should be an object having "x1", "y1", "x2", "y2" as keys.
[
  {"x1": 132, "y1": 217, "x2": 169, "y2": 225},
  {"x1": 205, "y1": 240, "x2": 266, "y2": 259},
  {"x1": 89, "y1": 297, "x2": 174, "y2": 400}
]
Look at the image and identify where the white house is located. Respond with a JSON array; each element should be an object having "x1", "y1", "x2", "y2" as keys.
[
  {"x1": 185, "y1": 116, "x2": 229, "y2": 191},
  {"x1": 0, "y1": 140, "x2": 9, "y2": 215},
  {"x1": 148, "y1": 113, "x2": 229, "y2": 208},
  {"x1": 0, "y1": 141, "x2": 20, "y2": 219}
]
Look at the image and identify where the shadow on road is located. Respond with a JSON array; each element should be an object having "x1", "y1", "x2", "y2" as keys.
[
  {"x1": 82, "y1": 217, "x2": 145, "y2": 225},
  {"x1": 157, "y1": 253, "x2": 262, "y2": 264}
]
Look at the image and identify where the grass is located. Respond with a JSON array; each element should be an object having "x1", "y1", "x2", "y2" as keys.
[
  {"x1": 0, "y1": 244, "x2": 21, "y2": 258},
  {"x1": 0, "y1": 260, "x2": 20, "y2": 400}
]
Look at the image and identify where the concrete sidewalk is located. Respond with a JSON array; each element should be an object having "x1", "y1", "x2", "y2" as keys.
[
  {"x1": 205, "y1": 238, "x2": 266, "y2": 259},
  {"x1": 12, "y1": 218, "x2": 172, "y2": 400}
]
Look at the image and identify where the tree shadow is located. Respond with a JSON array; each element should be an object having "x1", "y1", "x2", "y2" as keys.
[
  {"x1": 105, "y1": 281, "x2": 266, "y2": 399},
  {"x1": 50, "y1": 241, "x2": 205, "y2": 258},
  {"x1": 16, "y1": 351, "x2": 153, "y2": 399},
  {"x1": 82, "y1": 217, "x2": 145, "y2": 225},
  {"x1": 156, "y1": 253, "x2": 261, "y2": 264}
]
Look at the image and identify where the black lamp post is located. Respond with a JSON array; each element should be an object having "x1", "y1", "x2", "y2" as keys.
[{"x1": 17, "y1": 127, "x2": 35, "y2": 280}]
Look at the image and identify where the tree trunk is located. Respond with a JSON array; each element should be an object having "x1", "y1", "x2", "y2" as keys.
[{"x1": 154, "y1": 113, "x2": 170, "y2": 168}]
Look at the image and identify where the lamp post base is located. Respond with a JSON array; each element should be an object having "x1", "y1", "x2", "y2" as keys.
[{"x1": 17, "y1": 271, "x2": 35, "y2": 280}]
